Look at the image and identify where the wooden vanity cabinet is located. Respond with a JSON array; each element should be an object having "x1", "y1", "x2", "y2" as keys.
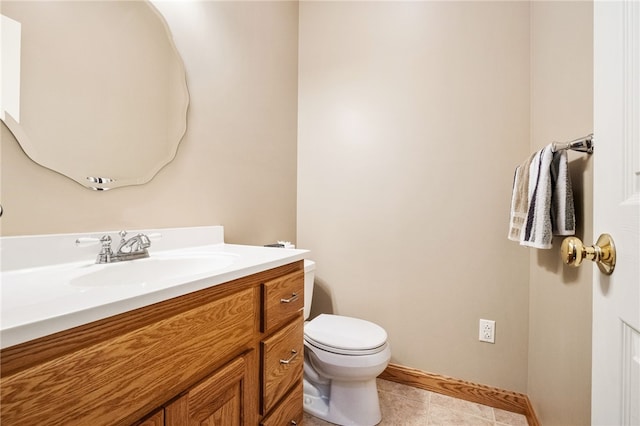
[{"x1": 0, "y1": 261, "x2": 304, "y2": 426}]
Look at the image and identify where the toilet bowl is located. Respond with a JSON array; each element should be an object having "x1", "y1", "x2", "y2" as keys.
[{"x1": 303, "y1": 260, "x2": 391, "y2": 426}]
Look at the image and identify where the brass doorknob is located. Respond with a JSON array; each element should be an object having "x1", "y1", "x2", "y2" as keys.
[{"x1": 560, "y1": 234, "x2": 616, "y2": 275}]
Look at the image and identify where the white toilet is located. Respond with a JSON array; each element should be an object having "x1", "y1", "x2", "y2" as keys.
[{"x1": 303, "y1": 260, "x2": 391, "y2": 426}]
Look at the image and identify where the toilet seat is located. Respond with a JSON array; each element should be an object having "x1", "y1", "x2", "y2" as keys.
[{"x1": 304, "y1": 314, "x2": 388, "y2": 356}]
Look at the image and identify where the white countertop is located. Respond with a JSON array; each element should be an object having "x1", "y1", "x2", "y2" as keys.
[{"x1": 0, "y1": 226, "x2": 308, "y2": 349}]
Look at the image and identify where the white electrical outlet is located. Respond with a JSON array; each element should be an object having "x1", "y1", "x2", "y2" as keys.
[{"x1": 479, "y1": 319, "x2": 495, "y2": 343}]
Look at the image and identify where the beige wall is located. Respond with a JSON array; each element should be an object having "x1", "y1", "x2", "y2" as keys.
[
  {"x1": 0, "y1": 1, "x2": 299, "y2": 245},
  {"x1": 297, "y1": 1, "x2": 531, "y2": 393},
  {"x1": 528, "y1": 2, "x2": 593, "y2": 425}
]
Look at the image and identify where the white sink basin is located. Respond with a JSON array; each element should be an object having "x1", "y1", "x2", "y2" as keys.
[
  {"x1": 1, "y1": 226, "x2": 309, "y2": 350},
  {"x1": 69, "y1": 252, "x2": 239, "y2": 287}
]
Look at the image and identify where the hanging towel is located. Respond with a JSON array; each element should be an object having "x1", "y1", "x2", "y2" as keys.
[
  {"x1": 508, "y1": 144, "x2": 575, "y2": 249},
  {"x1": 550, "y1": 150, "x2": 575, "y2": 237},
  {"x1": 523, "y1": 146, "x2": 554, "y2": 248},
  {"x1": 508, "y1": 151, "x2": 537, "y2": 243}
]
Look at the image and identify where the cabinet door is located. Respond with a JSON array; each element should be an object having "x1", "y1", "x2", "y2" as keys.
[
  {"x1": 133, "y1": 409, "x2": 164, "y2": 426},
  {"x1": 165, "y1": 355, "x2": 248, "y2": 426}
]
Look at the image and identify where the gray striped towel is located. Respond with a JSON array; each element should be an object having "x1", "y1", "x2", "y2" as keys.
[{"x1": 508, "y1": 144, "x2": 575, "y2": 249}]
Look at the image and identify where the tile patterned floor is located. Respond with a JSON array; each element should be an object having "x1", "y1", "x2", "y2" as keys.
[{"x1": 303, "y1": 379, "x2": 529, "y2": 426}]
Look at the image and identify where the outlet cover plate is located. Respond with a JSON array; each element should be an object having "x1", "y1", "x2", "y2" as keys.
[{"x1": 479, "y1": 319, "x2": 495, "y2": 343}]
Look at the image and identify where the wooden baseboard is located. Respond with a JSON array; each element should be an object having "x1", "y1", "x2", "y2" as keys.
[{"x1": 379, "y1": 363, "x2": 540, "y2": 426}]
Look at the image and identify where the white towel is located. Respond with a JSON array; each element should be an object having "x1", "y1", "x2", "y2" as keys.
[
  {"x1": 508, "y1": 152, "x2": 536, "y2": 243},
  {"x1": 508, "y1": 144, "x2": 575, "y2": 249}
]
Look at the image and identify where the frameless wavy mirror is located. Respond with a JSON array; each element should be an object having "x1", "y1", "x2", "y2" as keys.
[{"x1": 1, "y1": 1, "x2": 189, "y2": 190}]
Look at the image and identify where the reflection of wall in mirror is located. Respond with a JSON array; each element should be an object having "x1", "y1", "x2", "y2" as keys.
[
  {"x1": 0, "y1": 1, "x2": 190, "y2": 190},
  {"x1": 0, "y1": 14, "x2": 21, "y2": 123}
]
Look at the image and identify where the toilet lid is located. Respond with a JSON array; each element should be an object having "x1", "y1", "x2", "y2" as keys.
[{"x1": 304, "y1": 314, "x2": 388, "y2": 353}]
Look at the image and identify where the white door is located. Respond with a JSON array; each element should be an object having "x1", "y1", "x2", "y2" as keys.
[{"x1": 593, "y1": 1, "x2": 640, "y2": 425}]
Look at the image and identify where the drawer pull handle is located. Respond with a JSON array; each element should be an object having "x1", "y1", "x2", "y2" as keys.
[
  {"x1": 290, "y1": 422, "x2": 298, "y2": 425},
  {"x1": 280, "y1": 349, "x2": 298, "y2": 365},
  {"x1": 280, "y1": 293, "x2": 299, "y2": 304}
]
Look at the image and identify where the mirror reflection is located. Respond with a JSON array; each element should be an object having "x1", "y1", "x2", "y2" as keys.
[{"x1": 1, "y1": 1, "x2": 189, "y2": 190}]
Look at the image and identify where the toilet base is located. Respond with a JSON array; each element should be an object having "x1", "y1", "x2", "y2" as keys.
[{"x1": 303, "y1": 377, "x2": 382, "y2": 426}]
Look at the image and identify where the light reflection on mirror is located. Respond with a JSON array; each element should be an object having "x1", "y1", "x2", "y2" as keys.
[{"x1": 1, "y1": 14, "x2": 22, "y2": 123}]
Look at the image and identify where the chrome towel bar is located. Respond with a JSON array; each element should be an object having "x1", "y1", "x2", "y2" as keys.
[{"x1": 551, "y1": 133, "x2": 594, "y2": 154}]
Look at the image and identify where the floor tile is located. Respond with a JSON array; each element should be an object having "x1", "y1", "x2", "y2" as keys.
[
  {"x1": 430, "y1": 393, "x2": 495, "y2": 421},
  {"x1": 378, "y1": 388, "x2": 429, "y2": 425},
  {"x1": 302, "y1": 379, "x2": 530, "y2": 426},
  {"x1": 377, "y1": 378, "x2": 431, "y2": 404},
  {"x1": 494, "y1": 408, "x2": 528, "y2": 426},
  {"x1": 303, "y1": 412, "x2": 333, "y2": 425},
  {"x1": 427, "y1": 403, "x2": 494, "y2": 426}
]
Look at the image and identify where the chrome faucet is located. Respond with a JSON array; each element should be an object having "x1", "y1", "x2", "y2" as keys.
[
  {"x1": 114, "y1": 231, "x2": 151, "y2": 259},
  {"x1": 77, "y1": 231, "x2": 151, "y2": 264}
]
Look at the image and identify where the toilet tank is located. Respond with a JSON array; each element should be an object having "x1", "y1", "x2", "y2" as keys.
[{"x1": 304, "y1": 260, "x2": 316, "y2": 320}]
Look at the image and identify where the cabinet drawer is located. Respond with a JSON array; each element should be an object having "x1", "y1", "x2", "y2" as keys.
[
  {"x1": 262, "y1": 315, "x2": 304, "y2": 413},
  {"x1": 260, "y1": 380, "x2": 303, "y2": 426},
  {"x1": 262, "y1": 271, "x2": 304, "y2": 333}
]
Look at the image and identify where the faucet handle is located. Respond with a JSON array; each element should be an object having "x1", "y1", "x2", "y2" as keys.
[
  {"x1": 75, "y1": 236, "x2": 103, "y2": 247},
  {"x1": 76, "y1": 235, "x2": 114, "y2": 263},
  {"x1": 117, "y1": 231, "x2": 161, "y2": 241},
  {"x1": 76, "y1": 235, "x2": 112, "y2": 248}
]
